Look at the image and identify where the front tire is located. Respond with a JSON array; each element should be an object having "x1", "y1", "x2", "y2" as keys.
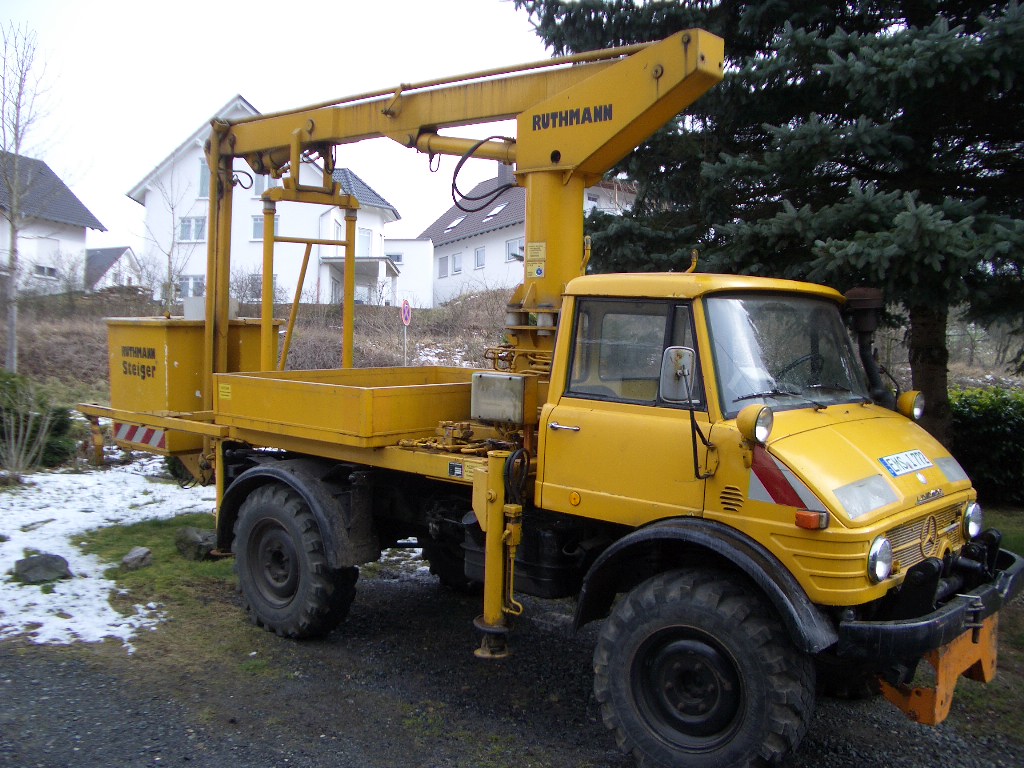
[
  {"x1": 593, "y1": 569, "x2": 814, "y2": 768},
  {"x1": 234, "y1": 483, "x2": 357, "y2": 638}
]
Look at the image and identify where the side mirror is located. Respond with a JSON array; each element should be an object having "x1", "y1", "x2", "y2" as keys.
[{"x1": 660, "y1": 346, "x2": 696, "y2": 404}]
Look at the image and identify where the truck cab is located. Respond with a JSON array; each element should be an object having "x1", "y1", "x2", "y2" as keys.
[{"x1": 536, "y1": 273, "x2": 1021, "y2": 743}]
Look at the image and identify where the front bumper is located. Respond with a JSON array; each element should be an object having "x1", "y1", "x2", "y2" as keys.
[{"x1": 836, "y1": 546, "x2": 1024, "y2": 660}]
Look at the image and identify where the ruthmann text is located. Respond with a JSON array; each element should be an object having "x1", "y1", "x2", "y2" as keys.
[{"x1": 532, "y1": 104, "x2": 613, "y2": 131}]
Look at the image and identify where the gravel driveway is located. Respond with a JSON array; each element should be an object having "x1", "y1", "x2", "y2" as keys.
[{"x1": 2, "y1": 569, "x2": 1021, "y2": 768}]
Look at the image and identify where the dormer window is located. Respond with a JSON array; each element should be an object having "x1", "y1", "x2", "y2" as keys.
[{"x1": 443, "y1": 216, "x2": 466, "y2": 233}]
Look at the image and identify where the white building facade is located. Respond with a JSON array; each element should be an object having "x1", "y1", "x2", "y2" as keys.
[
  {"x1": 128, "y1": 96, "x2": 412, "y2": 308},
  {"x1": 420, "y1": 165, "x2": 634, "y2": 305}
]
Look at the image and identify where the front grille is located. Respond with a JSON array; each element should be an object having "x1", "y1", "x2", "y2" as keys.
[{"x1": 887, "y1": 503, "x2": 964, "y2": 572}]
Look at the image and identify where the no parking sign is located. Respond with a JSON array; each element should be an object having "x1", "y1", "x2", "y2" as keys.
[{"x1": 401, "y1": 299, "x2": 412, "y2": 326}]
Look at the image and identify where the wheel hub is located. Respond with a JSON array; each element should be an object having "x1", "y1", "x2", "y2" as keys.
[
  {"x1": 251, "y1": 523, "x2": 299, "y2": 606},
  {"x1": 639, "y1": 634, "x2": 742, "y2": 743}
]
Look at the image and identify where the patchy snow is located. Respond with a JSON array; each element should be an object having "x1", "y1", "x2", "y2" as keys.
[
  {"x1": 0, "y1": 455, "x2": 216, "y2": 650},
  {"x1": 414, "y1": 342, "x2": 472, "y2": 367}
]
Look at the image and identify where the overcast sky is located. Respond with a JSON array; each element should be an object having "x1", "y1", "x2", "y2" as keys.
[{"x1": 4, "y1": 0, "x2": 551, "y2": 249}]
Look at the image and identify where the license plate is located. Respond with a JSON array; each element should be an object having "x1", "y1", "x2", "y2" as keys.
[{"x1": 879, "y1": 449, "x2": 933, "y2": 477}]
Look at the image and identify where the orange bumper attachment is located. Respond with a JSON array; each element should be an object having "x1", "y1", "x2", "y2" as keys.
[{"x1": 878, "y1": 613, "x2": 998, "y2": 725}]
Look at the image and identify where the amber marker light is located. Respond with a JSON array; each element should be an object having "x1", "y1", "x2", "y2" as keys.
[{"x1": 795, "y1": 509, "x2": 829, "y2": 530}]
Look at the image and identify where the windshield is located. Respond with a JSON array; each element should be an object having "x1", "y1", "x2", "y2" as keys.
[{"x1": 706, "y1": 294, "x2": 871, "y2": 418}]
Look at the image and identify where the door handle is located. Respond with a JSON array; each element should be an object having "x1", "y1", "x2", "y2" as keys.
[{"x1": 549, "y1": 422, "x2": 581, "y2": 432}]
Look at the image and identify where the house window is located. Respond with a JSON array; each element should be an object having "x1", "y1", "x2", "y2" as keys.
[
  {"x1": 179, "y1": 217, "x2": 206, "y2": 242},
  {"x1": 253, "y1": 175, "x2": 278, "y2": 197},
  {"x1": 178, "y1": 274, "x2": 206, "y2": 298},
  {"x1": 198, "y1": 160, "x2": 210, "y2": 198},
  {"x1": 452, "y1": 253, "x2": 462, "y2": 275},
  {"x1": 386, "y1": 252, "x2": 403, "y2": 264},
  {"x1": 438, "y1": 255, "x2": 448, "y2": 279},
  {"x1": 474, "y1": 247, "x2": 485, "y2": 269},
  {"x1": 33, "y1": 264, "x2": 58, "y2": 279},
  {"x1": 251, "y1": 215, "x2": 279, "y2": 240},
  {"x1": 482, "y1": 203, "x2": 507, "y2": 222},
  {"x1": 330, "y1": 277, "x2": 341, "y2": 304},
  {"x1": 505, "y1": 237, "x2": 524, "y2": 262},
  {"x1": 357, "y1": 228, "x2": 372, "y2": 258}
]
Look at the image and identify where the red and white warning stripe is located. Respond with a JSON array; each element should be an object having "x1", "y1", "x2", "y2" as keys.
[
  {"x1": 113, "y1": 422, "x2": 167, "y2": 451},
  {"x1": 748, "y1": 445, "x2": 825, "y2": 511}
]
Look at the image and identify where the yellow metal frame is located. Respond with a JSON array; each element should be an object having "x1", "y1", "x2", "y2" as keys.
[{"x1": 204, "y1": 29, "x2": 724, "y2": 375}]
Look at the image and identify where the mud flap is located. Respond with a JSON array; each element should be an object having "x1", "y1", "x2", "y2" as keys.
[{"x1": 878, "y1": 613, "x2": 998, "y2": 725}]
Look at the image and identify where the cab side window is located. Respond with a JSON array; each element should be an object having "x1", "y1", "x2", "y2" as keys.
[{"x1": 566, "y1": 299, "x2": 704, "y2": 408}]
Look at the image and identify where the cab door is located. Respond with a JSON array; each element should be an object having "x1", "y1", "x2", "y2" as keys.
[{"x1": 537, "y1": 298, "x2": 708, "y2": 527}]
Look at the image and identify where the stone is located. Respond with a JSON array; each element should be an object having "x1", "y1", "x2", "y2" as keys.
[
  {"x1": 13, "y1": 553, "x2": 73, "y2": 584},
  {"x1": 121, "y1": 546, "x2": 153, "y2": 571},
  {"x1": 175, "y1": 527, "x2": 217, "y2": 561}
]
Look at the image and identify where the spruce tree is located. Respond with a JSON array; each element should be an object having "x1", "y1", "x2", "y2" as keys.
[{"x1": 515, "y1": 0, "x2": 1024, "y2": 443}]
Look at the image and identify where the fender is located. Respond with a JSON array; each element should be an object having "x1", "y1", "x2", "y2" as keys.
[
  {"x1": 218, "y1": 458, "x2": 380, "y2": 568},
  {"x1": 575, "y1": 517, "x2": 838, "y2": 654}
]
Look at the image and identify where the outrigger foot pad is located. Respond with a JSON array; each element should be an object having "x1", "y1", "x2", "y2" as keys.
[{"x1": 473, "y1": 615, "x2": 510, "y2": 659}]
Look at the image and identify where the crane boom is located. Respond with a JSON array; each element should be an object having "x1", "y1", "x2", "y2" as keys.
[{"x1": 202, "y1": 29, "x2": 723, "y2": 381}]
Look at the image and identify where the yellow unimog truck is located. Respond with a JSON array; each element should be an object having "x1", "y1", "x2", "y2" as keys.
[{"x1": 81, "y1": 29, "x2": 1023, "y2": 768}]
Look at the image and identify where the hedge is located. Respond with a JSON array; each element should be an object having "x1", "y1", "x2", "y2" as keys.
[{"x1": 949, "y1": 388, "x2": 1024, "y2": 506}]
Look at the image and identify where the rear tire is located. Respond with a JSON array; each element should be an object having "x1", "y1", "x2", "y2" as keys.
[
  {"x1": 593, "y1": 569, "x2": 814, "y2": 768},
  {"x1": 234, "y1": 483, "x2": 357, "y2": 638}
]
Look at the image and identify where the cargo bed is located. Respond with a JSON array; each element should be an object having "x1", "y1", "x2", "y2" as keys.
[{"x1": 212, "y1": 366, "x2": 477, "y2": 448}]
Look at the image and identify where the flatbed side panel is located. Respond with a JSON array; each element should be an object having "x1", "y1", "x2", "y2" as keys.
[{"x1": 213, "y1": 366, "x2": 477, "y2": 448}]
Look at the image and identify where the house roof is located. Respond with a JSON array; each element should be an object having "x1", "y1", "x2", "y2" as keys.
[
  {"x1": 418, "y1": 166, "x2": 523, "y2": 247},
  {"x1": 85, "y1": 246, "x2": 135, "y2": 287},
  {"x1": 127, "y1": 96, "x2": 401, "y2": 222},
  {"x1": 127, "y1": 94, "x2": 260, "y2": 204},
  {"x1": 332, "y1": 168, "x2": 400, "y2": 222},
  {"x1": 0, "y1": 152, "x2": 106, "y2": 231}
]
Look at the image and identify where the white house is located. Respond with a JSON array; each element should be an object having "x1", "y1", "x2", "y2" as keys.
[
  {"x1": 0, "y1": 151, "x2": 106, "y2": 295},
  {"x1": 418, "y1": 164, "x2": 635, "y2": 305},
  {"x1": 381, "y1": 238, "x2": 435, "y2": 309},
  {"x1": 127, "y1": 95, "x2": 409, "y2": 308},
  {"x1": 85, "y1": 246, "x2": 143, "y2": 291}
]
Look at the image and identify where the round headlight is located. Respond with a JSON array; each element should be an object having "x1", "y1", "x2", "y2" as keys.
[
  {"x1": 867, "y1": 536, "x2": 893, "y2": 583},
  {"x1": 896, "y1": 391, "x2": 925, "y2": 421},
  {"x1": 737, "y1": 404, "x2": 774, "y2": 445},
  {"x1": 964, "y1": 502, "x2": 983, "y2": 540}
]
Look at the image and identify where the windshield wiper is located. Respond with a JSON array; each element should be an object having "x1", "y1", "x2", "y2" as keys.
[
  {"x1": 733, "y1": 388, "x2": 804, "y2": 403},
  {"x1": 733, "y1": 388, "x2": 830, "y2": 411}
]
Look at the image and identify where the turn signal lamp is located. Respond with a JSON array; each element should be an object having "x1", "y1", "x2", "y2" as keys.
[{"x1": 795, "y1": 510, "x2": 829, "y2": 530}]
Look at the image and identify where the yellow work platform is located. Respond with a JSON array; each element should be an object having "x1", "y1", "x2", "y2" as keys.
[{"x1": 213, "y1": 366, "x2": 477, "y2": 448}]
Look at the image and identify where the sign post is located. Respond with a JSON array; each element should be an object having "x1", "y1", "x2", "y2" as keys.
[{"x1": 401, "y1": 300, "x2": 412, "y2": 366}]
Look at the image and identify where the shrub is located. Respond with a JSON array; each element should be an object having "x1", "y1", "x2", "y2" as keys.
[
  {"x1": 0, "y1": 373, "x2": 75, "y2": 482},
  {"x1": 949, "y1": 388, "x2": 1024, "y2": 505}
]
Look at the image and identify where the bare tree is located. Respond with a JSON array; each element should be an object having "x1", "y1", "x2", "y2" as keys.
[
  {"x1": 142, "y1": 176, "x2": 201, "y2": 313},
  {"x1": 0, "y1": 23, "x2": 45, "y2": 373},
  {"x1": 231, "y1": 264, "x2": 286, "y2": 307}
]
